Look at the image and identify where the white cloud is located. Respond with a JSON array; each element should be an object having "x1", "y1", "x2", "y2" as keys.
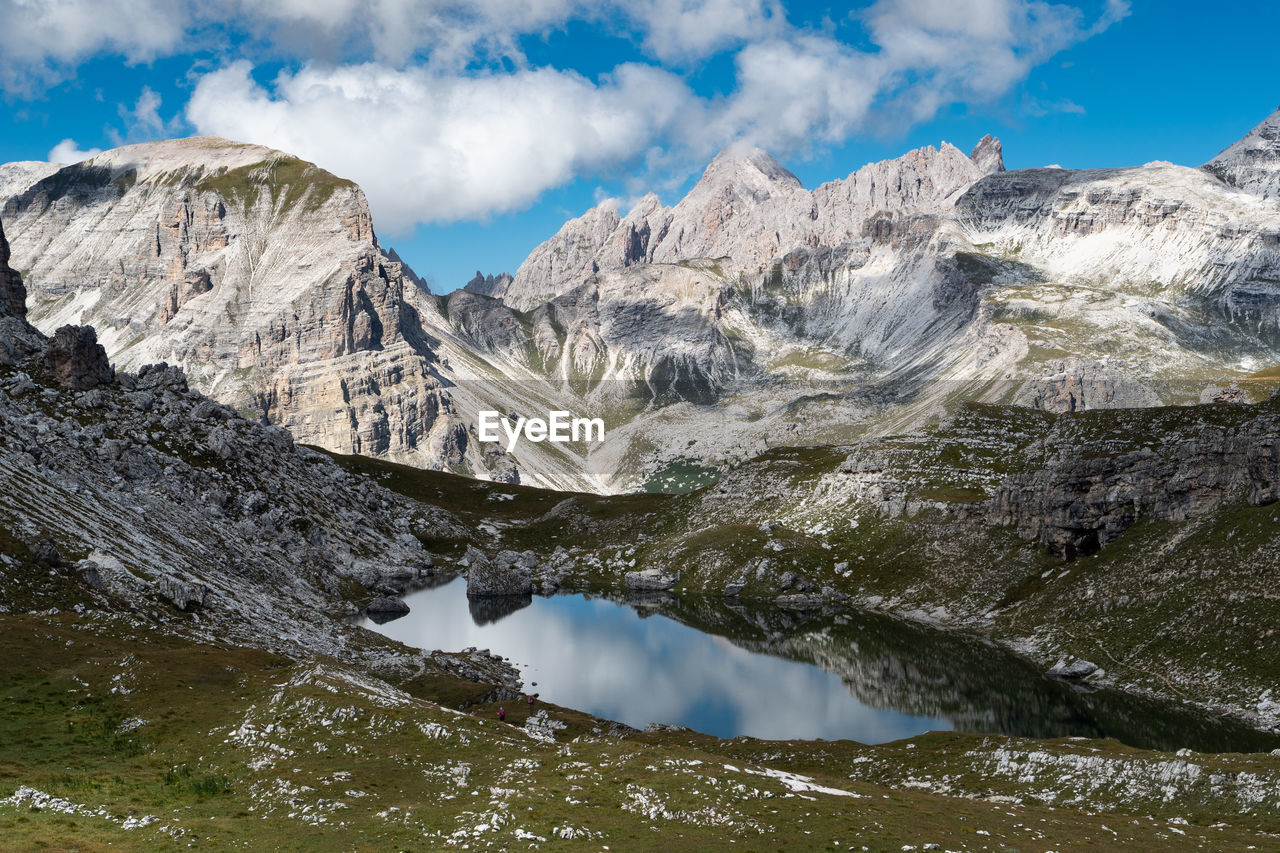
[
  {"x1": 10, "y1": 0, "x2": 1127, "y2": 226},
  {"x1": 0, "y1": 0, "x2": 785, "y2": 92},
  {"x1": 626, "y1": 0, "x2": 787, "y2": 63},
  {"x1": 0, "y1": 0, "x2": 190, "y2": 94},
  {"x1": 860, "y1": 0, "x2": 1127, "y2": 124},
  {"x1": 714, "y1": 36, "x2": 882, "y2": 151},
  {"x1": 186, "y1": 0, "x2": 1128, "y2": 229},
  {"x1": 186, "y1": 60, "x2": 696, "y2": 229},
  {"x1": 108, "y1": 86, "x2": 186, "y2": 146},
  {"x1": 47, "y1": 138, "x2": 103, "y2": 164}
]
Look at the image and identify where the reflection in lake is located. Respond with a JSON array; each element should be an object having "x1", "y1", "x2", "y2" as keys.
[{"x1": 358, "y1": 578, "x2": 1280, "y2": 753}]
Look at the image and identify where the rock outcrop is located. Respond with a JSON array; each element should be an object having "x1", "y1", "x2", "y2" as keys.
[
  {"x1": 1015, "y1": 359, "x2": 1161, "y2": 413},
  {"x1": 462, "y1": 270, "x2": 514, "y2": 299},
  {"x1": 988, "y1": 408, "x2": 1280, "y2": 558},
  {"x1": 464, "y1": 547, "x2": 534, "y2": 597},
  {"x1": 0, "y1": 215, "x2": 25, "y2": 319},
  {"x1": 44, "y1": 324, "x2": 113, "y2": 389},
  {"x1": 0, "y1": 219, "x2": 43, "y2": 364},
  {"x1": 1207, "y1": 106, "x2": 1280, "y2": 201}
]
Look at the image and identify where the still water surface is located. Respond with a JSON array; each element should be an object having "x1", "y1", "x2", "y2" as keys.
[{"x1": 358, "y1": 578, "x2": 1280, "y2": 753}]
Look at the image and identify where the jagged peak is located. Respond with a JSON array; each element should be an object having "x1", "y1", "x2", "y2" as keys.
[
  {"x1": 577, "y1": 198, "x2": 623, "y2": 222},
  {"x1": 463, "y1": 270, "x2": 514, "y2": 298},
  {"x1": 1208, "y1": 106, "x2": 1280, "y2": 165},
  {"x1": 619, "y1": 192, "x2": 665, "y2": 223},
  {"x1": 1205, "y1": 106, "x2": 1280, "y2": 200},
  {"x1": 695, "y1": 143, "x2": 803, "y2": 194},
  {"x1": 970, "y1": 135, "x2": 1005, "y2": 173}
]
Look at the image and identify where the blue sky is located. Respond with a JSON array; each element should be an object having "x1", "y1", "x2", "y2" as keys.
[{"x1": 2, "y1": 0, "x2": 1277, "y2": 292}]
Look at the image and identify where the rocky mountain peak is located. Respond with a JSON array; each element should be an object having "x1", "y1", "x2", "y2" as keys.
[
  {"x1": 970, "y1": 134, "x2": 1005, "y2": 174},
  {"x1": 82, "y1": 136, "x2": 286, "y2": 181},
  {"x1": 1206, "y1": 106, "x2": 1280, "y2": 200},
  {"x1": 463, "y1": 270, "x2": 515, "y2": 298},
  {"x1": 0, "y1": 137, "x2": 462, "y2": 470},
  {"x1": 695, "y1": 143, "x2": 803, "y2": 200}
]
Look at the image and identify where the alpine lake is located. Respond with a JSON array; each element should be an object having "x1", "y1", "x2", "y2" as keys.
[{"x1": 358, "y1": 576, "x2": 1280, "y2": 754}]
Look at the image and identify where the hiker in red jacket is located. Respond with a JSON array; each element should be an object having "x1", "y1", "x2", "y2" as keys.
[{"x1": 498, "y1": 706, "x2": 506, "y2": 722}]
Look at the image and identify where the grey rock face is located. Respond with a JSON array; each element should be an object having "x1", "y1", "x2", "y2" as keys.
[
  {"x1": 969, "y1": 134, "x2": 1005, "y2": 174},
  {"x1": 462, "y1": 270, "x2": 514, "y2": 298},
  {"x1": 1, "y1": 138, "x2": 462, "y2": 472},
  {"x1": 1016, "y1": 359, "x2": 1162, "y2": 413},
  {"x1": 0, "y1": 218, "x2": 42, "y2": 365},
  {"x1": 154, "y1": 574, "x2": 208, "y2": 611},
  {"x1": 624, "y1": 568, "x2": 677, "y2": 591},
  {"x1": 1206, "y1": 106, "x2": 1280, "y2": 201},
  {"x1": 988, "y1": 405, "x2": 1280, "y2": 558},
  {"x1": 44, "y1": 325, "x2": 114, "y2": 390},
  {"x1": 0, "y1": 214, "x2": 25, "y2": 319},
  {"x1": 465, "y1": 547, "x2": 533, "y2": 597}
]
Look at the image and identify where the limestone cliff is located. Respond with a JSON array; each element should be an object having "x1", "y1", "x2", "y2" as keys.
[
  {"x1": 505, "y1": 139, "x2": 1003, "y2": 310},
  {"x1": 1, "y1": 137, "x2": 466, "y2": 468}
]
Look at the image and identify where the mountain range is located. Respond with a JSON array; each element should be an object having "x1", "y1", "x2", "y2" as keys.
[
  {"x1": 3, "y1": 107, "x2": 1279, "y2": 492},
  {"x1": 3, "y1": 109, "x2": 1280, "y2": 847}
]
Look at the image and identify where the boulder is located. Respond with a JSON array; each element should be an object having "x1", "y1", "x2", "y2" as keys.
[
  {"x1": 465, "y1": 547, "x2": 533, "y2": 597},
  {"x1": 31, "y1": 538, "x2": 61, "y2": 566},
  {"x1": 44, "y1": 325, "x2": 114, "y2": 390},
  {"x1": 77, "y1": 559, "x2": 104, "y2": 590},
  {"x1": 365, "y1": 596, "x2": 411, "y2": 624},
  {"x1": 1048, "y1": 659, "x2": 1102, "y2": 680},
  {"x1": 366, "y1": 596, "x2": 410, "y2": 615},
  {"x1": 154, "y1": 574, "x2": 208, "y2": 611},
  {"x1": 624, "y1": 568, "x2": 677, "y2": 591},
  {"x1": 134, "y1": 362, "x2": 189, "y2": 393}
]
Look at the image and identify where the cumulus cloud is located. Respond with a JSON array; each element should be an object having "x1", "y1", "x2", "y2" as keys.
[
  {"x1": 186, "y1": 61, "x2": 697, "y2": 229},
  {"x1": 9, "y1": 0, "x2": 1128, "y2": 227},
  {"x1": 625, "y1": 0, "x2": 787, "y2": 63},
  {"x1": 859, "y1": 0, "x2": 1127, "y2": 124},
  {"x1": 47, "y1": 138, "x2": 103, "y2": 164},
  {"x1": 184, "y1": 1, "x2": 1126, "y2": 229},
  {"x1": 0, "y1": 0, "x2": 784, "y2": 92},
  {"x1": 0, "y1": 0, "x2": 190, "y2": 94}
]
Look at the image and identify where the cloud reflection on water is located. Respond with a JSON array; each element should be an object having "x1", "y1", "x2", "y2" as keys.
[{"x1": 358, "y1": 578, "x2": 951, "y2": 742}]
